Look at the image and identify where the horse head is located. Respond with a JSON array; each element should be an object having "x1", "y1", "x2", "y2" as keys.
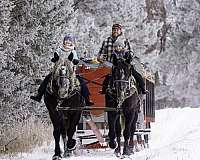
[
  {"x1": 111, "y1": 52, "x2": 137, "y2": 105},
  {"x1": 51, "y1": 52, "x2": 79, "y2": 99}
]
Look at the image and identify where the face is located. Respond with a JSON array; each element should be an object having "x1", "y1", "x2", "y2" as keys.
[
  {"x1": 114, "y1": 45, "x2": 124, "y2": 52},
  {"x1": 63, "y1": 40, "x2": 73, "y2": 49},
  {"x1": 112, "y1": 58, "x2": 130, "y2": 102},
  {"x1": 112, "y1": 28, "x2": 122, "y2": 38}
]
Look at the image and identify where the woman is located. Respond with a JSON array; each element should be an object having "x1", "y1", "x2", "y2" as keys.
[{"x1": 30, "y1": 34, "x2": 94, "y2": 106}]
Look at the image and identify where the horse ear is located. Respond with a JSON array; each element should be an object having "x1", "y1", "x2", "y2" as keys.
[
  {"x1": 112, "y1": 54, "x2": 118, "y2": 66},
  {"x1": 68, "y1": 52, "x2": 74, "y2": 61}
]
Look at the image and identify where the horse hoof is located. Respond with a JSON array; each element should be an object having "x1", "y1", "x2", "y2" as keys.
[
  {"x1": 129, "y1": 146, "x2": 134, "y2": 155},
  {"x1": 67, "y1": 139, "x2": 76, "y2": 151},
  {"x1": 108, "y1": 140, "x2": 117, "y2": 149},
  {"x1": 52, "y1": 154, "x2": 62, "y2": 160},
  {"x1": 114, "y1": 148, "x2": 121, "y2": 157},
  {"x1": 120, "y1": 154, "x2": 130, "y2": 159},
  {"x1": 63, "y1": 149, "x2": 72, "y2": 158},
  {"x1": 114, "y1": 152, "x2": 121, "y2": 157},
  {"x1": 122, "y1": 147, "x2": 131, "y2": 156}
]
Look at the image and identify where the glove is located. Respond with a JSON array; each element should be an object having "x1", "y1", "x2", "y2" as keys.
[
  {"x1": 68, "y1": 52, "x2": 74, "y2": 61},
  {"x1": 72, "y1": 59, "x2": 79, "y2": 65},
  {"x1": 51, "y1": 52, "x2": 59, "y2": 63}
]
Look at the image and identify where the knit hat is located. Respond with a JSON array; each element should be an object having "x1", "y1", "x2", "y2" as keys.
[
  {"x1": 63, "y1": 34, "x2": 75, "y2": 44},
  {"x1": 112, "y1": 23, "x2": 122, "y2": 30}
]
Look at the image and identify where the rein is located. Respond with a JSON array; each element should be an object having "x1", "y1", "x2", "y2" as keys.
[
  {"x1": 46, "y1": 80, "x2": 80, "y2": 103},
  {"x1": 76, "y1": 74, "x2": 107, "y2": 86},
  {"x1": 113, "y1": 80, "x2": 129, "y2": 83},
  {"x1": 56, "y1": 106, "x2": 123, "y2": 112}
]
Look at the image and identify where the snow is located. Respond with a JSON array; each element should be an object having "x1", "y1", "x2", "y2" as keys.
[{"x1": 1, "y1": 107, "x2": 200, "y2": 160}]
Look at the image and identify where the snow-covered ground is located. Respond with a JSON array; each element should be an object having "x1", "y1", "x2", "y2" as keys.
[{"x1": 1, "y1": 107, "x2": 200, "y2": 160}]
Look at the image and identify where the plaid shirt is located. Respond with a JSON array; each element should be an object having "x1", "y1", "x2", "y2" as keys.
[{"x1": 98, "y1": 35, "x2": 131, "y2": 62}]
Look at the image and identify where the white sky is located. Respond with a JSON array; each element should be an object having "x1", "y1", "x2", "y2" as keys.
[{"x1": 1, "y1": 107, "x2": 200, "y2": 160}]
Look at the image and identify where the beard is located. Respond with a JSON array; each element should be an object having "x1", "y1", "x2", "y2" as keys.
[{"x1": 112, "y1": 32, "x2": 119, "y2": 38}]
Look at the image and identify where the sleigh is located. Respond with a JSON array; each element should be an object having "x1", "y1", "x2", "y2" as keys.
[{"x1": 75, "y1": 59, "x2": 155, "y2": 150}]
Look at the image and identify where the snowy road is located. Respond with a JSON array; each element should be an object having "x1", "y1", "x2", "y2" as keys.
[{"x1": 1, "y1": 107, "x2": 200, "y2": 160}]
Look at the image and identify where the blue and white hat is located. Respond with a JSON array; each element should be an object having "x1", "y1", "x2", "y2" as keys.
[{"x1": 63, "y1": 34, "x2": 75, "y2": 44}]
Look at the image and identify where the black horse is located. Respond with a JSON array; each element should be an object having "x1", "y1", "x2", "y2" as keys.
[
  {"x1": 44, "y1": 55, "x2": 83, "y2": 160},
  {"x1": 104, "y1": 53, "x2": 140, "y2": 157}
]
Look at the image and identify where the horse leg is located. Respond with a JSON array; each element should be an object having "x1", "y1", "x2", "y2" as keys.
[
  {"x1": 129, "y1": 112, "x2": 138, "y2": 154},
  {"x1": 47, "y1": 105, "x2": 62, "y2": 160},
  {"x1": 67, "y1": 112, "x2": 81, "y2": 151},
  {"x1": 62, "y1": 118, "x2": 72, "y2": 158},
  {"x1": 61, "y1": 117, "x2": 69, "y2": 156},
  {"x1": 44, "y1": 95, "x2": 62, "y2": 159},
  {"x1": 52, "y1": 127, "x2": 62, "y2": 160},
  {"x1": 122, "y1": 111, "x2": 135, "y2": 156},
  {"x1": 61, "y1": 133, "x2": 67, "y2": 153},
  {"x1": 107, "y1": 111, "x2": 118, "y2": 149},
  {"x1": 114, "y1": 116, "x2": 121, "y2": 157},
  {"x1": 52, "y1": 116, "x2": 63, "y2": 160}
]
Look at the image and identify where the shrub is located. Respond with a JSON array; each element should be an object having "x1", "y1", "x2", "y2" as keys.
[{"x1": 0, "y1": 117, "x2": 52, "y2": 156}]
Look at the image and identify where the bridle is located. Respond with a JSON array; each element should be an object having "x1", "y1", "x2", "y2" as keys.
[
  {"x1": 48, "y1": 59, "x2": 79, "y2": 101},
  {"x1": 111, "y1": 57, "x2": 137, "y2": 108}
]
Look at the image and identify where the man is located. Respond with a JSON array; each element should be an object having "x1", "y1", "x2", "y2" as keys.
[
  {"x1": 97, "y1": 24, "x2": 130, "y2": 62},
  {"x1": 30, "y1": 34, "x2": 94, "y2": 106},
  {"x1": 97, "y1": 23, "x2": 147, "y2": 94}
]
